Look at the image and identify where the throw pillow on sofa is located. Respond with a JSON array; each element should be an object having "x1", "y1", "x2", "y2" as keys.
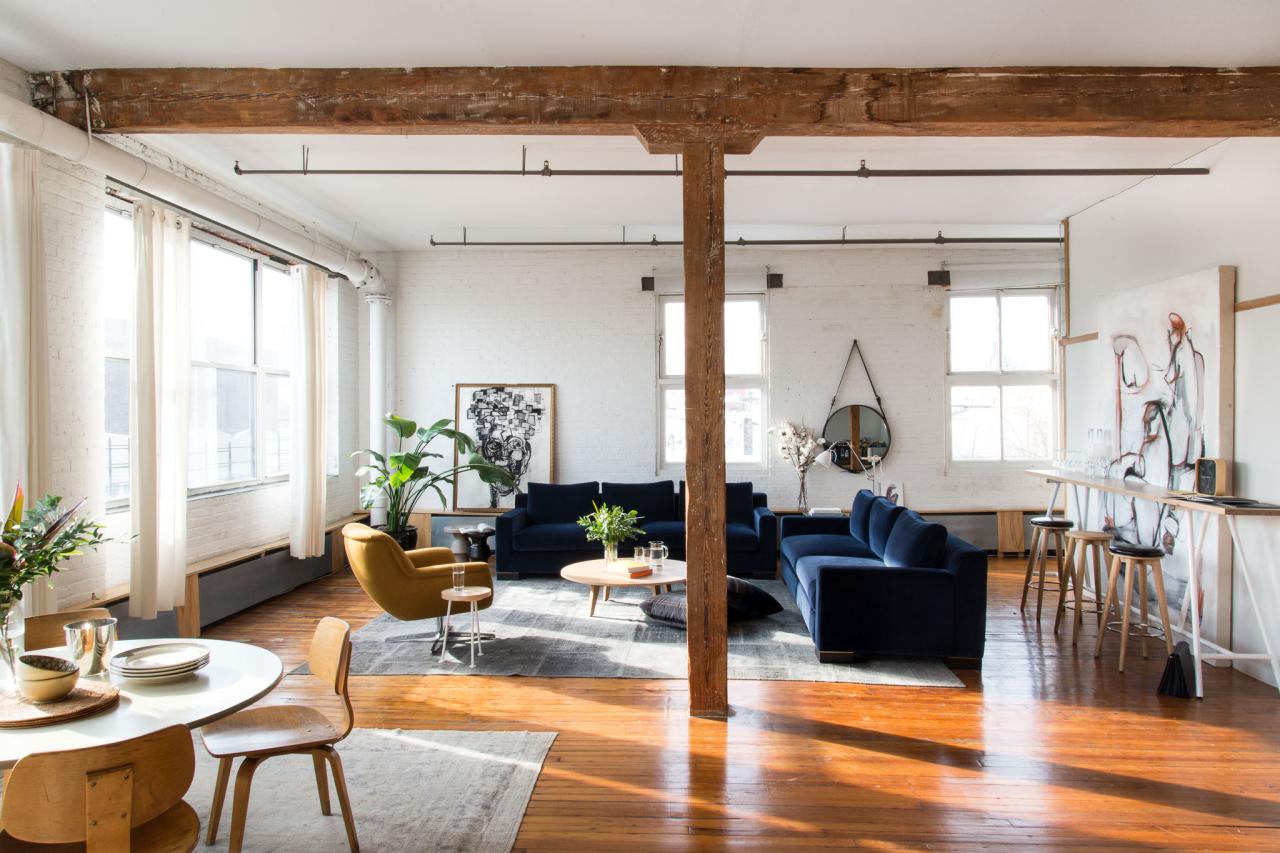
[
  {"x1": 525, "y1": 481, "x2": 600, "y2": 524},
  {"x1": 883, "y1": 510, "x2": 949, "y2": 569}
]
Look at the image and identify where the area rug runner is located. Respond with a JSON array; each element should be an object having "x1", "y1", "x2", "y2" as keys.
[
  {"x1": 341, "y1": 578, "x2": 962, "y2": 688},
  {"x1": 188, "y1": 728, "x2": 556, "y2": 852}
]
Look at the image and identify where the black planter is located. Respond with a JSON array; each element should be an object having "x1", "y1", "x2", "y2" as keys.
[{"x1": 376, "y1": 525, "x2": 419, "y2": 551}]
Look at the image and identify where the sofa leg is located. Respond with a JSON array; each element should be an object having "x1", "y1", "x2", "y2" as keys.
[
  {"x1": 945, "y1": 656, "x2": 983, "y2": 671},
  {"x1": 818, "y1": 650, "x2": 863, "y2": 664}
]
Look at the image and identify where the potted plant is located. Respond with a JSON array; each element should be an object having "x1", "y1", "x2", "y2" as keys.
[
  {"x1": 0, "y1": 485, "x2": 110, "y2": 691},
  {"x1": 354, "y1": 414, "x2": 514, "y2": 550},
  {"x1": 576, "y1": 503, "x2": 645, "y2": 563},
  {"x1": 773, "y1": 422, "x2": 826, "y2": 510}
]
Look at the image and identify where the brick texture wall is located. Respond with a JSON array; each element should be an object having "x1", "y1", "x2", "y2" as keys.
[{"x1": 394, "y1": 245, "x2": 1059, "y2": 513}]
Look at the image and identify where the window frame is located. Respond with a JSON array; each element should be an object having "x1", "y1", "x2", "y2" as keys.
[
  {"x1": 186, "y1": 232, "x2": 291, "y2": 497},
  {"x1": 944, "y1": 286, "x2": 1060, "y2": 466},
  {"x1": 655, "y1": 292, "x2": 769, "y2": 473},
  {"x1": 103, "y1": 204, "x2": 135, "y2": 508}
]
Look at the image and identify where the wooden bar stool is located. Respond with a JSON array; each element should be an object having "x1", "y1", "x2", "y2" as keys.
[
  {"x1": 1055, "y1": 529, "x2": 1112, "y2": 644},
  {"x1": 1094, "y1": 541, "x2": 1174, "y2": 672},
  {"x1": 1021, "y1": 516, "x2": 1073, "y2": 620}
]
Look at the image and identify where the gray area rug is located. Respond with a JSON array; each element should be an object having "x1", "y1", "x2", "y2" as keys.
[
  {"x1": 189, "y1": 728, "x2": 555, "y2": 852},
  {"x1": 342, "y1": 578, "x2": 962, "y2": 688}
]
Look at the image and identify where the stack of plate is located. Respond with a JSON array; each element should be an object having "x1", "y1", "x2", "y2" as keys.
[{"x1": 109, "y1": 642, "x2": 210, "y2": 683}]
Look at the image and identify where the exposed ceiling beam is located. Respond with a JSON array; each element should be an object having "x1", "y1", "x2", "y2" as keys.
[{"x1": 31, "y1": 65, "x2": 1280, "y2": 154}]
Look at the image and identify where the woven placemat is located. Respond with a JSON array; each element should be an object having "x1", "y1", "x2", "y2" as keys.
[{"x1": 0, "y1": 678, "x2": 119, "y2": 728}]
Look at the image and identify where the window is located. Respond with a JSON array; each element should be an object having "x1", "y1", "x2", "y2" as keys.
[
  {"x1": 103, "y1": 204, "x2": 342, "y2": 502},
  {"x1": 658, "y1": 294, "x2": 767, "y2": 467},
  {"x1": 947, "y1": 289, "x2": 1057, "y2": 462},
  {"x1": 103, "y1": 208, "x2": 134, "y2": 499}
]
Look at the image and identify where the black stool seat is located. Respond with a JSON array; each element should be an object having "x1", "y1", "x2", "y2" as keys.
[
  {"x1": 1109, "y1": 541, "x2": 1163, "y2": 559},
  {"x1": 1030, "y1": 516, "x2": 1074, "y2": 530}
]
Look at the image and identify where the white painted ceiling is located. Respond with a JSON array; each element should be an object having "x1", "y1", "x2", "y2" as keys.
[
  {"x1": 133, "y1": 133, "x2": 1224, "y2": 251},
  {"x1": 2, "y1": 0, "x2": 1269, "y2": 249},
  {"x1": 2, "y1": 0, "x2": 1279, "y2": 69}
]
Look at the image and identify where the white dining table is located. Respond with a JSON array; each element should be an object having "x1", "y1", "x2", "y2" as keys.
[{"x1": 0, "y1": 638, "x2": 283, "y2": 768}]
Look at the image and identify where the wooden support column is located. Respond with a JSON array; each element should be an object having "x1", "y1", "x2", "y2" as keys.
[{"x1": 682, "y1": 140, "x2": 729, "y2": 718}]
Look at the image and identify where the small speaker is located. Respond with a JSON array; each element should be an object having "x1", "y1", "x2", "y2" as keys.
[
  {"x1": 1194, "y1": 457, "x2": 1230, "y2": 496},
  {"x1": 766, "y1": 272, "x2": 784, "y2": 289},
  {"x1": 641, "y1": 276, "x2": 655, "y2": 292},
  {"x1": 928, "y1": 269, "x2": 951, "y2": 287}
]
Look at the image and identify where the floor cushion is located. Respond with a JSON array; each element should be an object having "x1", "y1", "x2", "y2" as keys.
[
  {"x1": 601, "y1": 481, "x2": 677, "y2": 522},
  {"x1": 780, "y1": 534, "x2": 876, "y2": 570},
  {"x1": 639, "y1": 578, "x2": 783, "y2": 627},
  {"x1": 525, "y1": 481, "x2": 600, "y2": 524}
]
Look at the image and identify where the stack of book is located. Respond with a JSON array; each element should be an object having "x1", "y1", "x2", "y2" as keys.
[{"x1": 616, "y1": 559, "x2": 653, "y2": 578}]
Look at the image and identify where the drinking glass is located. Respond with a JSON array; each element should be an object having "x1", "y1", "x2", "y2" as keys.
[
  {"x1": 452, "y1": 566, "x2": 465, "y2": 591},
  {"x1": 64, "y1": 617, "x2": 117, "y2": 677},
  {"x1": 633, "y1": 546, "x2": 648, "y2": 563}
]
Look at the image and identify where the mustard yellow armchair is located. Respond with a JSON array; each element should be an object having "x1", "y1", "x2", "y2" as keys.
[{"x1": 341, "y1": 523, "x2": 493, "y2": 623}]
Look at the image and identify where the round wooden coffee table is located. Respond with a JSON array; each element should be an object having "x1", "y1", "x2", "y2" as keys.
[{"x1": 560, "y1": 559, "x2": 687, "y2": 616}]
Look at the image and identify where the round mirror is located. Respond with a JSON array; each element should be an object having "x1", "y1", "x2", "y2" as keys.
[{"x1": 821, "y1": 405, "x2": 891, "y2": 473}]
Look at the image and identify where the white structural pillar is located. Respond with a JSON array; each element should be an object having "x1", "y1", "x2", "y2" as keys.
[{"x1": 365, "y1": 291, "x2": 392, "y2": 527}]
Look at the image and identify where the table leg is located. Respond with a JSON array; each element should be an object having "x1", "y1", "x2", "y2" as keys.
[
  {"x1": 1046, "y1": 482, "x2": 1062, "y2": 517},
  {"x1": 588, "y1": 585, "x2": 599, "y2": 617},
  {"x1": 474, "y1": 603, "x2": 484, "y2": 657},
  {"x1": 1226, "y1": 516, "x2": 1280, "y2": 693},
  {"x1": 440, "y1": 600, "x2": 452, "y2": 658},
  {"x1": 1186, "y1": 512, "x2": 1206, "y2": 698},
  {"x1": 469, "y1": 603, "x2": 477, "y2": 668}
]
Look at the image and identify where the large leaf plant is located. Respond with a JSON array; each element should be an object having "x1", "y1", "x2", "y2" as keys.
[{"x1": 354, "y1": 414, "x2": 514, "y2": 533}]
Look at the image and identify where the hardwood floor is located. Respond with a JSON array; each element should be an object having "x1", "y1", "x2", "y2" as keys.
[{"x1": 205, "y1": 559, "x2": 1280, "y2": 850}]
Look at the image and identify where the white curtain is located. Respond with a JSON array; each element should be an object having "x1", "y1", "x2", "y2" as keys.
[
  {"x1": 129, "y1": 202, "x2": 190, "y2": 618},
  {"x1": 0, "y1": 144, "x2": 55, "y2": 617},
  {"x1": 290, "y1": 264, "x2": 328, "y2": 558}
]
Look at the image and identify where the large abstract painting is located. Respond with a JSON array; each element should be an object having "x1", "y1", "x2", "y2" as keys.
[
  {"x1": 453, "y1": 384, "x2": 556, "y2": 512},
  {"x1": 1092, "y1": 267, "x2": 1234, "y2": 637}
]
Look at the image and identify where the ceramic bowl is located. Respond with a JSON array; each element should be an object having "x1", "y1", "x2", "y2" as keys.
[{"x1": 15, "y1": 654, "x2": 80, "y2": 703}]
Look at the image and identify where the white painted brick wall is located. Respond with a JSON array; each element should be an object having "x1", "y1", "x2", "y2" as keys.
[
  {"x1": 394, "y1": 245, "x2": 1059, "y2": 514},
  {"x1": 17, "y1": 154, "x2": 365, "y2": 607}
]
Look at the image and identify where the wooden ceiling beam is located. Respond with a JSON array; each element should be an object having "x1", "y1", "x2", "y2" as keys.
[{"x1": 31, "y1": 65, "x2": 1280, "y2": 149}]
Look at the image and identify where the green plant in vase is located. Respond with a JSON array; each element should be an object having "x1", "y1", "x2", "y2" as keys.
[
  {"x1": 354, "y1": 413, "x2": 514, "y2": 550},
  {"x1": 576, "y1": 502, "x2": 645, "y2": 563},
  {"x1": 0, "y1": 485, "x2": 110, "y2": 687}
]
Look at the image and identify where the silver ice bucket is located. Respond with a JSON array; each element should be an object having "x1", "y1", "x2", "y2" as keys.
[{"x1": 64, "y1": 617, "x2": 118, "y2": 677}]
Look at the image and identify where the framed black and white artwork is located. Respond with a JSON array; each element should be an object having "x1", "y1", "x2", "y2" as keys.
[{"x1": 453, "y1": 383, "x2": 556, "y2": 512}]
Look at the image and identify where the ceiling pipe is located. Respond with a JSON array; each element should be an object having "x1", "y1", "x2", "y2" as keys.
[
  {"x1": 235, "y1": 158, "x2": 1209, "y2": 180},
  {"x1": 0, "y1": 90, "x2": 379, "y2": 287},
  {"x1": 428, "y1": 231, "x2": 1063, "y2": 248}
]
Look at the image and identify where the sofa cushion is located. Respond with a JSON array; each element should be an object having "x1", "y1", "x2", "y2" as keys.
[
  {"x1": 793, "y1": 555, "x2": 886, "y2": 601},
  {"x1": 725, "y1": 482, "x2": 755, "y2": 525},
  {"x1": 781, "y1": 534, "x2": 877, "y2": 570},
  {"x1": 601, "y1": 481, "x2": 677, "y2": 522},
  {"x1": 726, "y1": 522, "x2": 760, "y2": 553},
  {"x1": 849, "y1": 489, "x2": 876, "y2": 544},
  {"x1": 525, "y1": 481, "x2": 600, "y2": 525},
  {"x1": 883, "y1": 510, "x2": 949, "y2": 569},
  {"x1": 727, "y1": 576, "x2": 784, "y2": 618},
  {"x1": 867, "y1": 498, "x2": 906, "y2": 559},
  {"x1": 637, "y1": 519, "x2": 684, "y2": 548},
  {"x1": 512, "y1": 522, "x2": 592, "y2": 552}
]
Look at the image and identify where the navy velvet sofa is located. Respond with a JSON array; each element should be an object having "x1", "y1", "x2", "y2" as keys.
[
  {"x1": 496, "y1": 480, "x2": 777, "y2": 578},
  {"x1": 779, "y1": 490, "x2": 987, "y2": 667}
]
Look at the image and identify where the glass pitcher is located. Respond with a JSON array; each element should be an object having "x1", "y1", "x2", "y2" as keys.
[{"x1": 647, "y1": 541, "x2": 669, "y2": 569}]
